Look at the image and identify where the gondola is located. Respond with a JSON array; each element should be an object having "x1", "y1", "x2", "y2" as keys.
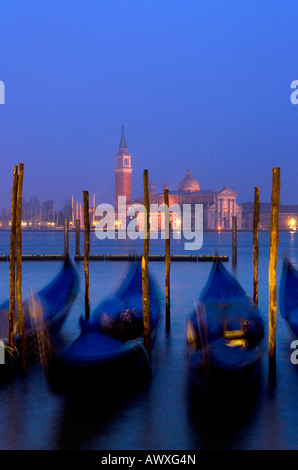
[
  {"x1": 279, "y1": 255, "x2": 298, "y2": 337},
  {"x1": 0, "y1": 257, "x2": 79, "y2": 361},
  {"x1": 51, "y1": 262, "x2": 162, "y2": 386},
  {"x1": 186, "y1": 258, "x2": 265, "y2": 395}
]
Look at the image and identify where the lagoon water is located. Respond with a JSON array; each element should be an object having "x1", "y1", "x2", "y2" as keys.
[{"x1": 0, "y1": 230, "x2": 298, "y2": 450}]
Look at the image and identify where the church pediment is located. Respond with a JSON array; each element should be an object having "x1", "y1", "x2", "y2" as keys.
[{"x1": 217, "y1": 187, "x2": 236, "y2": 196}]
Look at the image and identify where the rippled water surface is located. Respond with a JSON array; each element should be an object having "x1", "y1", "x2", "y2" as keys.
[{"x1": 0, "y1": 230, "x2": 297, "y2": 450}]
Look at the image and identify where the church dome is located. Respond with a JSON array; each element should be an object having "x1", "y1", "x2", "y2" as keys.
[{"x1": 179, "y1": 169, "x2": 200, "y2": 193}]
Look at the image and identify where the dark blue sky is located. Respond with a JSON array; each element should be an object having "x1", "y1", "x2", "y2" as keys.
[{"x1": 0, "y1": 0, "x2": 298, "y2": 209}]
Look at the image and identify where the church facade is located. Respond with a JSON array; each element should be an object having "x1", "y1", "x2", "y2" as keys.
[{"x1": 115, "y1": 128, "x2": 242, "y2": 231}]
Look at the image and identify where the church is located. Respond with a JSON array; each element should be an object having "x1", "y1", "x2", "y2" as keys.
[{"x1": 114, "y1": 127, "x2": 242, "y2": 231}]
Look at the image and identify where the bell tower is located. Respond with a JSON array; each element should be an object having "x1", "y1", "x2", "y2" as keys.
[{"x1": 115, "y1": 126, "x2": 132, "y2": 211}]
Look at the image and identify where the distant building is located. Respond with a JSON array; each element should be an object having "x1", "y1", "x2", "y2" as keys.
[
  {"x1": 258, "y1": 212, "x2": 298, "y2": 230},
  {"x1": 242, "y1": 202, "x2": 298, "y2": 230},
  {"x1": 114, "y1": 127, "x2": 242, "y2": 230}
]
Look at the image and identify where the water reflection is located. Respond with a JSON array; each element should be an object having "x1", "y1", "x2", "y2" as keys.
[
  {"x1": 54, "y1": 376, "x2": 151, "y2": 450},
  {"x1": 1, "y1": 233, "x2": 298, "y2": 449},
  {"x1": 185, "y1": 366, "x2": 264, "y2": 449}
]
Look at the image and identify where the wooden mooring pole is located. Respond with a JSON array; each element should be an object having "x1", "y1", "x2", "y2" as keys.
[
  {"x1": 16, "y1": 163, "x2": 26, "y2": 374},
  {"x1": 142, "y1": 170, "x2": 151, "y2": 359},
  {"x1": 64, "y1": 218, "x2": 69, "y2": 258},
  {"x1": 76, "y1": 219, "x2": 80, "y2": 256},
  {"x1": 232, "y1": 216, "x2": 237, "y2": 267},
  {"x1": 8, "y1": 166, "x2": 18, "y2": 358},
  {"x1": 268, "y1": 168, "x2": 280, "y2": 386},
  {"x1": 253, "y1": 187, "x2": 260, "y2": 306},
  {"x1": 83, "y1": 191, "x2": 90, "y2": 321},
  {"x1": 164, "y1": 187, "x2": 171, "y2": 331}
]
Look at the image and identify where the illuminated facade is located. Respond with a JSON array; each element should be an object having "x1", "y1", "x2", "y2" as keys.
[
  {"x1": 255, "y1": 212, "x2": 298, "y2": 231},
  {"x1": 114, "y1": 128, "x2": 242, "y2": 231},
  {"x1": 131, "y1": 170, "x2": 242, "y2": 231}
]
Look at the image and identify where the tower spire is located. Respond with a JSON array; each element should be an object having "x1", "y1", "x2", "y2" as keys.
[
  {"x1": 149, "y1": 179, "x2": 154, "y2": 198},
  {"x1": 119, "y1": 125, "x2": 128, "y2": 152}
]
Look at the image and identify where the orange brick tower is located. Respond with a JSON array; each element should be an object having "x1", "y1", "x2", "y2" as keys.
[{"x1": 115, "y1": 126, "x2": 132, "y2": 212}]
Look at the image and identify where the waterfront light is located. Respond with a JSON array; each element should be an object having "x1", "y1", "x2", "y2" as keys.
[{"x1": 289, "y1": 218, "x2": 297, "y2": 231}]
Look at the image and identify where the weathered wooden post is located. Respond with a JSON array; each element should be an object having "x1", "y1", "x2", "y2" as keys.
[
  {"x1": 232, "y1": 216, "x2": 237, "y2": 267},
  {"x1": 71, "y1": 195, "x2": 74, "y2": 227},
  {"x1": 16, "y1": 163, "x2": 26, "y2": 373},
  {"x1": 8, "y1": 166, "x2": 18, "y2": 356},
  {"x1": 142, "y1": 170, "x2": 151, "y2": 358},
  {"x1": 268, "y1": 168, "x2": 280, "y2": 385},
  {"x1": 64, "y1": 218, "x2": 69, "y2": 258},
  {"x1": 76, "y1": 219, "x2": 80, "y2": 257},
  {"x1": 164, "y1": 188, "x2": 171, "y2": 331},
  {"x1": 253, "y1": 187, "x2": 260, "y2": 306},
  {"x1": 92, "y1": 194, "x2": 96, "y2": 226},
  {"x1": 83, "y1": 191, "x2": 90, "y2": 320}
]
